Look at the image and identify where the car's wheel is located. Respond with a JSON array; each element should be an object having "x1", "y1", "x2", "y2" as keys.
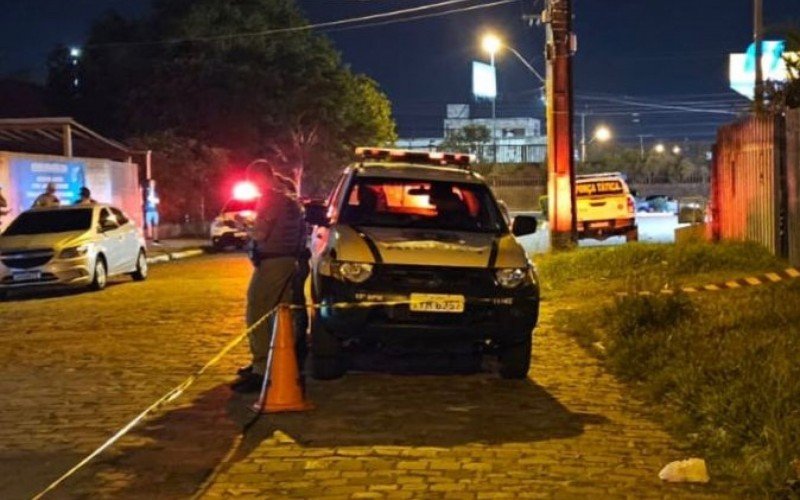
[
  {"x1": 625, "y1": 227, "x2": 639, "y2": 242},
  {"x1": 90, "y1": 256, "x2": 108, "y2": 291},
  {"x1": 131, "y1": 250, "x2": 148, "y2": 281},
  {"x1": 310, "y1": 316, "x2": 346, "y2": 380},
  {"x1": 498, "y1": 334, "x2": 532, "y2": 379},
  {"x1": 0, "y1": 290, "x2": 7, "y2": 301}
]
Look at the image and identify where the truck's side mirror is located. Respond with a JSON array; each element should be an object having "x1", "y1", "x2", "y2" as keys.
[
  {"x1": 305, "y1": 201, "x2": 329, "y2": 227},
  {"x1": 511, "y1": 215, "x2": 538, "y2": 236}
]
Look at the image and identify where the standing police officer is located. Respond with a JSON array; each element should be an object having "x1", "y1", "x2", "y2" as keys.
[{"x1": 232, "y1": 162, "x2": 307, "y2": 393}]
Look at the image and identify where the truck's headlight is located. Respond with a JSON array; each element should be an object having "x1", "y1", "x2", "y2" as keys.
[
  {"x1": 495, "y1": 268, "x2": 530, "y2": 289},
  {"x1": 337, "y1": 262, "x2": 373, "y2": 283},
  {"x1": 60, "y1": 245, "x2": 89, "y2": 259},
  {"x1": 320, "y1": 259, "x2": 374, "y2": 283}
]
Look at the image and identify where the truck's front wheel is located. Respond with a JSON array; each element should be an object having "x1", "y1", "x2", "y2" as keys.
[
  {"x1": 310, "y1": 316, "x2": 346, "y2": 380},
  {"x1": 498, "y1": 334, "x2": 532, "y2": 379}
]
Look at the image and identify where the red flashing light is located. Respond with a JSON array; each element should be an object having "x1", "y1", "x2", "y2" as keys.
[{"x1": 233, "y1": 181, "x2": 260, "y2": 201}]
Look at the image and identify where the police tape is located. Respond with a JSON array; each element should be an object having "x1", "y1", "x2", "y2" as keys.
[
  {"x1": 32, "y1": 296, "x2": 480, "y2": 498},
  {"x1": 616, "y1": 267, "x2": 800, "y2": 297}
]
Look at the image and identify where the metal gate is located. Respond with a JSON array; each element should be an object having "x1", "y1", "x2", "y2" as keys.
[
  {"x1": 712, "y1": 115, "x2": 783, "y2": 255},
  {"x1": 787, "y1": 109, "x2": 800, "y2": 265}
]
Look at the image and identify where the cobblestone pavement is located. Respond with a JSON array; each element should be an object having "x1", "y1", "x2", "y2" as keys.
[{"x1": 0, "y1": 254, "x2": 730, "y2": 498}]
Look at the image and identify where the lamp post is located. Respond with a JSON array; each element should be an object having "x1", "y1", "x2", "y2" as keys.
[
  {"x1": 481, "y1": 33, "x2": 548, "y2": 165},
  {"x1": 580, "y1": 125, "x2": 612, "y2": 162},
  {"x1": 481, "y1": 34, "x2": 501, "y2": 164}
]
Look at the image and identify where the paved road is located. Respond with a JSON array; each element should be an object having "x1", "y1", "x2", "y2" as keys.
[{"x1": 0, "y1": 254, "x2": 724, "y2": 498}]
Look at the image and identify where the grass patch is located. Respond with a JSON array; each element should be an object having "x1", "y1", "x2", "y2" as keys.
[{"x1": 536, "y1": 242, "x2": 800, "y2": 495}]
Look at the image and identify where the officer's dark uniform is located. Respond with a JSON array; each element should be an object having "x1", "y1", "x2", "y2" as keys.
[{"x1": 245, "y1": 185, "x2": 306, "y2": 378}]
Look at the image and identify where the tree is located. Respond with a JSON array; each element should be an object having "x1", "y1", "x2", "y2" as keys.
[
  {"x1": 440, "y1": 124, "x2": 491, "y2": 157},
  {"x1": 765, "y1": 28, "x2": 800, "y2": 111},
  {"x1": 127, "y1": 132, "x2": 229, "y2": 223},
  {"x1": 46, "y1": 0, "x2": 397, "y2": 202}
]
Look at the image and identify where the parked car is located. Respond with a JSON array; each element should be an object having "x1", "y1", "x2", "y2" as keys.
[
  {"x1": 0, "y1": 205, "x2": 147, "y2": 299},
  {"x1": 575, "y1": 172, "x2": 638, "y2": 242},
  {"x1": 209, "y1": 198, "x2": 256, "y2": 250},
  {"x1": 306, "y1": 147, "x2": 541, "y2": 380},
  {"x1": 638, "y1": 194, "x2": 679, "y2": 214}
]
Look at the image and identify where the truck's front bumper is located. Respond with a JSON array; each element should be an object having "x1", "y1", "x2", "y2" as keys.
[{"x1": 315, "y1": 265, "x2": 539, "y2": 345}]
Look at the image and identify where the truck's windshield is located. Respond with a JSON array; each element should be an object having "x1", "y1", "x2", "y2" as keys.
[{"x1": 339, "y1": 178, "x2": 506, "y2": 233}]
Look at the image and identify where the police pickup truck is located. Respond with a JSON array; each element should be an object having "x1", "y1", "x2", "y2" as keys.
[
  {"x1": 575, "y1": 172, "x2": 638, "y2": 242},
  {"x1": 305, "y1": 148, "x2": 540, "y2": 380}
]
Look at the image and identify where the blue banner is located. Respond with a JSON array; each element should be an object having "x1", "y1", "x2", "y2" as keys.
[{"x1": 10, "y1": 158, "x2": 86, "y2": 209}]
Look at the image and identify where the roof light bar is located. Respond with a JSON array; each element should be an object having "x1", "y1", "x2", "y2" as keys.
[
  {"x1": 576, "y1": 172, "x2": 625, "y2": 179},
  {"x1": 355, "y1": 147, "x2": 475, "y2": 168}
]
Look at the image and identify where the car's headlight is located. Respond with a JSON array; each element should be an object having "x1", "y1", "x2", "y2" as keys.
[
  {"x1": 60, "y1": 245, "x2": 89, "y2": 259},
  {"x1": 320, "y1": 259, "x2": 373, "y2": 283},
  {"x1": 495, "y1": 267, "x2": 532, "y2": 289}
]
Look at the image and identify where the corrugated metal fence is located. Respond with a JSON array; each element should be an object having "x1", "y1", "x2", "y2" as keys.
[
  {"x1": 712, "y1": 111, "x2": 800, "y2": 265},
  {"x1": 788, "y1": 109, "x2": 800, "y2": 265}
]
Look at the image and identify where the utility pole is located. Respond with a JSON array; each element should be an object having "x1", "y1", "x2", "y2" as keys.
[
  {"x1": 544, "y1": 0, "x2": 576, "y2": 248},
  {"x1": 580, "y1": 110, "x2": 587, "y2": 163},
  {"x1": 491, "y1": 51, "x2": 498, "y2": 164},
  {"x1": 754, "y1": 0, "x2": 764, "y2": 112}
]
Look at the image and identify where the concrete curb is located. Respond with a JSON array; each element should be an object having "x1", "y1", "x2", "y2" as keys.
[{"x1": 146, "y1": 248, "x2": 207, "y2": 265}]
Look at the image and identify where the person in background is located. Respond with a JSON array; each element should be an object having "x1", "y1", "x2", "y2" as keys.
[
  {"x1": 74, "y1": 187, "x2": 97, "y2": 205},
  {"x1": 144, "y1": 180, "x2": 160, "y2": 243},
  {"x1": 0, "y1": 186, "x2": 8, "y2": 228},
  {"x1": 32, "y1": 182, "x2": 60, "y2": 208},
  {"x1": 232, "y1": 163, "x2": 306, "y2": 393}
]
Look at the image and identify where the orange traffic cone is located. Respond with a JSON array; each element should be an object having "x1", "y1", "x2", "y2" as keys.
[{"x1": 253, "y1": 304, "x2": 314, "y2": 413}]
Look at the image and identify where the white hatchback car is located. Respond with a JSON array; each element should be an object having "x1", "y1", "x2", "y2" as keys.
[{"x1": 0, "y1": 204, "x2": 147, "y2": 298}]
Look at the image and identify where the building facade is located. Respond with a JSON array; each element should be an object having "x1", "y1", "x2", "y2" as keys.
[{"x1": 397, "y1": 104, "x2": 547, "y2": 164}]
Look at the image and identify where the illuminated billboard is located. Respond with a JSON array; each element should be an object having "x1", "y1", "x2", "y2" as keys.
[
  {"x1": 729, "y1": 40, "x2": 799, "y2": 100},
  {"x1": 472, "y1": 61, "x2": 497, "y2": 99}
]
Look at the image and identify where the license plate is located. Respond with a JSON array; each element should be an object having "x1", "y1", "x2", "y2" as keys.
[
  {"x1": 12, "y1": 271, "x2": 41, "y2": 282},
  {"x1": 409, "y1": 293, "x2": 465, "y2": 314},
  {"x1": 590, "y1": 221, "x2": 610, "y2": 228}
]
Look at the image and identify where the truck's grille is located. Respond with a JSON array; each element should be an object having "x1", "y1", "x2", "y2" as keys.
[
  {"x1": 371, "y1": 265, "x2": 495, "y2": 294},
  {"x1": 1, "y1": 250, "x2": 54, "y2": 269}
]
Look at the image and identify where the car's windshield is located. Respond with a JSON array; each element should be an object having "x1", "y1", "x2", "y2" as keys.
[
  {"x1": 339, "y1": 178, "x2": 506, "y2": 233},
  {"x1": 3, "y1": 209, "x2": 93, "y2": 236}
]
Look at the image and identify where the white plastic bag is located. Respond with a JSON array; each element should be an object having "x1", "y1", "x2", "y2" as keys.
[{"x1": 658, "y1": 458, "x2": 709, "y2": 483}]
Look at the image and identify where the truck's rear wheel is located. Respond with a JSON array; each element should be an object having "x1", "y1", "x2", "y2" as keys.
[
  {"x1": 498, "y1": 334, "x2": 532, "y2": 379},
  {"x1": 310, "y1": 316, "x2": 346, "y2": 380},
  {"x1": 625, "y1": 227, "x2": 639, "y2": 242}
]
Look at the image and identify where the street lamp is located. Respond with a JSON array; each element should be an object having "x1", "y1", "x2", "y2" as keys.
[
  {"x1": 654, "y1": 143, "x2": 666, "y2": 154},
  {"x1": 481, "y1": 33, "x2": 501, "y2": 164},
  {"x1": 593, "y1": 125, "x2": 612, "y2": 143},
  {"x1": 481, "y1": 34, "x2": 501, "y2": 57},
  {"x1": 580, "y1": 124, "x2": 612, "y2": 162},
  {"x1": 672, "y1": 145, "x2": 682, "y2": 155},
  {"x1": 480, "y1": 33, "x2": 547, "y2": 164}
]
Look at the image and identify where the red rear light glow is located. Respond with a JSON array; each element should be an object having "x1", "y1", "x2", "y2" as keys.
[{"x1": 233, "y1": 181, "x2": 260, "y2": 201}]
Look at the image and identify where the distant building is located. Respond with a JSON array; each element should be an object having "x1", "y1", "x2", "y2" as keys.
[{"x1": 397, "y1": 104, "x2": 547, "y2": 164}]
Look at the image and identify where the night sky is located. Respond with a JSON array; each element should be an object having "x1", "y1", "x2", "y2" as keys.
[{"x1": 1, "y1": 0, "x2": 799, "y2": 144}]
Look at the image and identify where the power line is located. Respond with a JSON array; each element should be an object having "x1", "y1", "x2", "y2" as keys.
[{"x1": 84, "y1": 0, "x2": 516, "y2": 49}]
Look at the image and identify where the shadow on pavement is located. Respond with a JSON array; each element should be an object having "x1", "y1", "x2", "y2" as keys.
[
  {"x1": 58, "y1": 371, "x2": 606, "y2": 497},
  {"x1": 237, "y1": 374, "x2": 607, "y2": 453},
  {"x1": 63, "y1": 384, "x2": 255, "y2": 499}
]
